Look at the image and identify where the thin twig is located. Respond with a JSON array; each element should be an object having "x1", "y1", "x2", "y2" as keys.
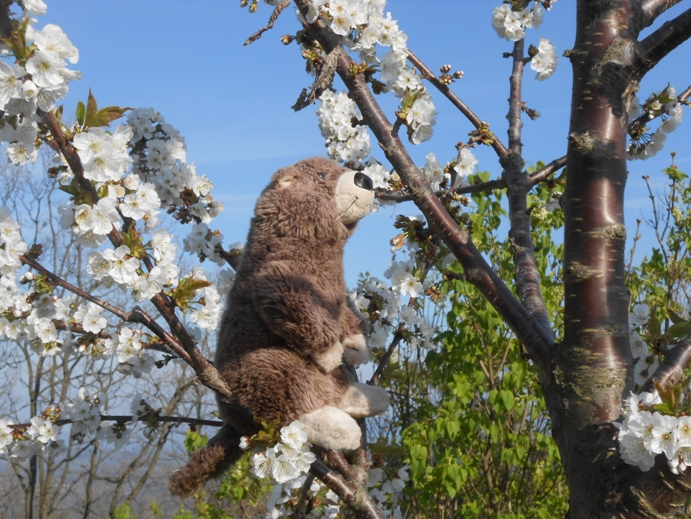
[
  {"x1": 376, "y1": 154, "x2": 566, "y2": 203},
  {"x1": 527, "y1": 155, "x2": 567, "y2": 187},
  {"x1": 406, "y1": 50, "x2": 508, "y2": 158},
  {"x1": 19, "y1": 254, "x2": 194, "y2": 365},
  {"x1": 294, "y1": 473, "x2": 316, "y2": 518},
  {"x1": 244, "y1": 0, "x2": 292, "y2": 46},
  {"x1": 8, "y1": 415, "x2": 224, "y2": 430},
  {"x1": 626, "y1": 219, "x2": 643, "y2": 276}
]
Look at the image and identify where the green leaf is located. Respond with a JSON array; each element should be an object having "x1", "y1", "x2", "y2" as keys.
[
  {"x1": 85, "y1": 89, "x2": 98, "y2": 125},
  {"x1": 95, "y1": 105, "x2": 133, "y2": 126},
  {"x1": 83, "y1": 89, "x2": 133, "y2": 128},
  {"x1": 368, "y1": 442, "x2": 406, "y2": 456},
  {"x1": 649, "y1": 304, "x2": 661, "y2": 337},
  {"x1": 408, "y1": 443, "x2": 428, "y2": 477},
  {"x1": 499, "y1": 390, "x2": 515, "y2": 411},
  {"x1": 445, "y1": 420, "x2": 460, "y2": 440},
  {"x1": 76, "y1": 101, "x2": 86, "y2": 127},
  {"x1": 183, "y1": 429, "x2": 208, "y2": 454},
  {"x1": 651, "y1": 402, "x2": 675, "y2": 415},
  {"x1": 0, "y1": 17, "x2": 30, "y2": 61},
  {"x1": 664, "y1": 320, "x2": 691, "y2": 339}
]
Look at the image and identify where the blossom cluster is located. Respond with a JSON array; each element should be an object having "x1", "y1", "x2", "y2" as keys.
[
  {"x1": 0, "y1": 388, "x2": 157, "y2": 459},
  {"x1": 366, "y1": 463, "x2": 408, "y2": 514},
  {"x1": 187, "y1": 267, "x2": 225, "y2": 331},
  {"x1": 492, "y1": 2, "x2": 545, "y2": 42},
  {"x1": 627, "y1": 303, "x2": 659, "y2": 387},
  {"x1": 352, "y1": 265, "x2": 437, "y2": 351},
  {"x1": 66, "y1": 387, "x2": 104, "y2": 439},
  {"x1": 309, "y1": 0, "x2": 438, "y2": 156},
  {"x1": 114, "y1": 328, "x2": 156, "y2": 378},
  {"x1": 617, "y1": 391, "x2": 691, "y2": 474},
  {"x1": 264, "y1": 475, "x2": 342, "y2": 519},
  {"x1": 8, "y1": 413, "x2": 61, "y2": 459},
  {"x1": 252, "y1": 421, "x2": 317, "y2": 484},
  {"x1": 627, "y1": 86, "x2": 685, "y2": 160},
  {"x1": 2, "y1": 202, "x2": 173, "y2": 370},
  {"x1": 616, "y1": 303, "x2": 691, "y2": 474},
  {"x1": 307, "y1": 1, "x2": 481, "y2": 197},
  {"x1": 250, "y1": 421, "x2": 408, "y2": 518},
  {"x1": 530, "y1": 37, "x2": 558, "y2": 81},
  {"x1": 362, "y1": 159, "x2": 397, "y2": 190},
  {"x1": 316, "y1": 90, "x2": 371, "y2": 165},
  {"x1": 127, "y1": 109, "x2": 226, "y2": 264},
  {"x1": 491, "y1": 2, "x2": 559, "y2": 81},
  {"x1": 0, "y1": 6, "x2": 81, "y2": 165},
  {"x1": 0, "y1": 208, "x2": 28, "y2": 279},
  {"x1": 250, "y1": 422, "x2": 329, "y2": 517}
]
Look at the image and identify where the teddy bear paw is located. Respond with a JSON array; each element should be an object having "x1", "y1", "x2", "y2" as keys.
[
  {"x1": 338, "y1": 382, "x2": 390, "y2": 418},
  {"x1": 300, "y1": 406, "x2": 362, "y2": 451},
  {"x1": 342, "y1": 334, "x2": 372, "y2": 365},
  {"x1": 315, "y1": 341, "x2": 344, "y2": 372}
]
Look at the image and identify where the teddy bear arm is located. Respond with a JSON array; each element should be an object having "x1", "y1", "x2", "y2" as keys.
[
  {"x1": 252, "y1": 274, "x2": 341, "y2": 359},
  {"x1": 340, "y1": 298, "x2": 371, "y2": 365}
]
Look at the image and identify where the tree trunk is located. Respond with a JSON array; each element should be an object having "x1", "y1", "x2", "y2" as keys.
[{"x1": 556, "y1": 1, "x2": 691, "y2": 517}]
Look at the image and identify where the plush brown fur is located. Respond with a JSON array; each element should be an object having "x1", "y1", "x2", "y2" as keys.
[{"x1": 169, "y1": 157, "x2": 388, "y2": 496}]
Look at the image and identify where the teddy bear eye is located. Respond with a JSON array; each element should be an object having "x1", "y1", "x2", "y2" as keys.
[{"x1": 317, "y1": 172, "x2": 326, "y2": 179}]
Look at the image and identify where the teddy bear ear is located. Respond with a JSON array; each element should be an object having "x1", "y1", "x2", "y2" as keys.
[{"x1": 274, "y1": 172, "x2": 295, "y2": 189}]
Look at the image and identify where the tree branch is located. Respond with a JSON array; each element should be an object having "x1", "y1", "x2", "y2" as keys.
[
  {"x1": 528, "y1": 155, "x2": 567, "y2": 187},
  {"x1": 309, "y1": 460, "x2": 387, "y2": 519},
  {"x1": 641, "y1": 335, "x2": 691, "y2": 392},
  {"x1": 8, "y1": 415, "x2": 224, "y2": 430},
  {"x1": 368, "y1": 332, "x2": 404, "y2": 385},
  {"x1": 502, "y1": 39, "x2": 555, "y2": 342},
  {"x1": 636, "y1": 0, "x2": 685, "y2": 30},
  {"x1": 18, "y1": 254, "x2": 195, "y2": 365},
  {"x1": 406, "y1": 50, "x2": 508, "y2": 158},
  {"x1": 631, "y1": 7, "x2": 691, "y2": 80},
  {"x1": 294, "y1": 2, "x2": 555, "y2": 372},
  {"x1": 376, "y1": 154, "x2": 566, "y2": 203},
  {"x1": 679, "y1": 84, "x2": 691, "y2": 103}
]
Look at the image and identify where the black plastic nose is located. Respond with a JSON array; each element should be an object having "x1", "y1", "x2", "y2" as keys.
[{"x1": 354, "y1": 172, "x2": 373, "y2": 191}]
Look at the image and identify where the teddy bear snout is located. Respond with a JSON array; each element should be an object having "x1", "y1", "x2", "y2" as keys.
[{"x1": 354, "y1": 172, "x2": 373, "y2": 191}]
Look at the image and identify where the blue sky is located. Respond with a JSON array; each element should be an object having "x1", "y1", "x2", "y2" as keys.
[{"x1": 45, "y1": 1, "x2": 691, "y2": 286}]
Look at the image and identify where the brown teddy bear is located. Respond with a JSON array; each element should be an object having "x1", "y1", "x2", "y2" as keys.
[{"x1": 169, "y1": 157, "x2": 389, "y2": 496}]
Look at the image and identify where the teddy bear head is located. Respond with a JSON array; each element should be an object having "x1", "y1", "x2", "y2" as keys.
[{"x1": 254, "y1": 157, "x2": 375, "y2": 242}]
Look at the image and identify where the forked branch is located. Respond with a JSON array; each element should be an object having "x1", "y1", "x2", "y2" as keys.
[{"x1": 294, "y1": 0, "x2": 555, "y2": 372}]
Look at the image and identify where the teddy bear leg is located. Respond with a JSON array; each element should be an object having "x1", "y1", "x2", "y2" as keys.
[
  {"x1": 337, "y1": 382, "x2": 390, "y2": 418},
  {"x1": 299, "y1": 405, "x2": 362, "y2": 451}
]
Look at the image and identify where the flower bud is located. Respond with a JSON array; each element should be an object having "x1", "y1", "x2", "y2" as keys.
[{"x1": 20, "y1": 272, "x2": 36, "y2": 284}]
